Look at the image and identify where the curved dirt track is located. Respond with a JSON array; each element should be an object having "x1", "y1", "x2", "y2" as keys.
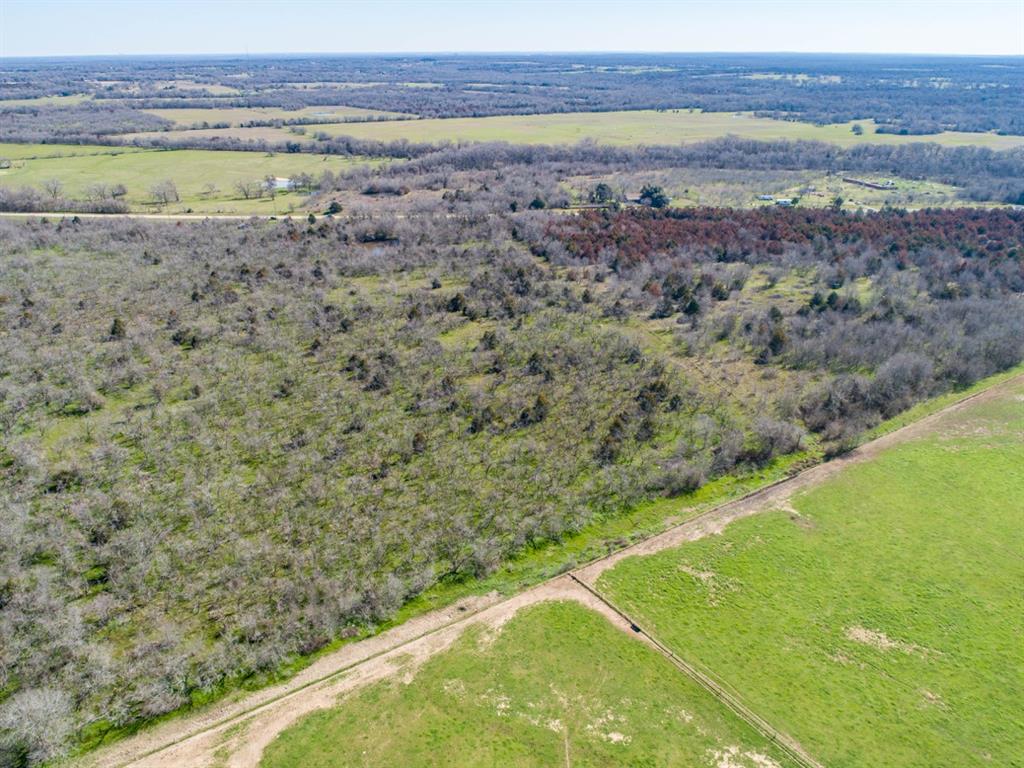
[
  {"x1": 76, "y1": 372, "x2": 1022, "y2": 768},
  {"x1": 79, "y1": 580, "x2": 637, "y2": 768}
]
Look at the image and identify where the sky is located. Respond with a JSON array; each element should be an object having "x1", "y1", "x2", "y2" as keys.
[{"x1": 1, "y1": 0, "x2": 1022, "y2": 58}]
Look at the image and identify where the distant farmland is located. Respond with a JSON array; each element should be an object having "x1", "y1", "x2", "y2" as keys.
[
  {"x1": 0, "y1": 144, "x2": 374, "y2": 213},
  {"x1": 142, "y1": 104, "x2": 412, "y2": 127},
  {"x1": 300, "y1": 110, "x2": 1024, "y2": 149},
  {"x1": 117, "y1": 109, "x2": 1024, "y2": 150}
]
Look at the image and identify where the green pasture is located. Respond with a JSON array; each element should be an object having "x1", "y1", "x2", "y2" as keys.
[
  {"x1": 142, "y1": 104, "x2": 412, "y2": 127},
  {"x1": 785, "y1": 174, "x2": 968, "y2": 211},
  {"x1": 0, "y1": 142, "x2": 149, "y2": 160},
  {"x1": 300, "y1": 110, "x2": 1024, "y2": 149},
  {"x1": 0, "y1": 93, "x2": 92, "y2": 107},
  {"x1": 122, "y1": 125, "x2": 309, "y2": 145},
  {"x1": 0, "y1": 144, "x2": 375, "y2": 213},
  {"x1": 260, "y1": 602, "x2": 796, "y2": 768},
  {"x1": 601, "y1": 378, "x2": 1024, "y2": 768}
]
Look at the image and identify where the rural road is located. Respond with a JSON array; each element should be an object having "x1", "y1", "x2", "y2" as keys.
[{"x1": 73, "y1": 372, "x2": 1023, "y2": 768}]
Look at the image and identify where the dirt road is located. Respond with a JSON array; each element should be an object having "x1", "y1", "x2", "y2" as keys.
[{"x1": 75, "y1": 372, "x2": 1023, "y2": 768}]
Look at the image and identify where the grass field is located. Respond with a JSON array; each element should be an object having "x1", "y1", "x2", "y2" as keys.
[
  {"x1": 122, "y1": 125, "x2": 311, "y2": 145},
  {"x1": 260, "y1": 602, "x2": 796, "y2": 768},
  {"x1": 0, "y1": 144, "x2": 374, "y2": 213},
  {"x1": 0, "y1": 94, "x2": 93, "y2": 107},
  {"x1": 0, "y1": 142, "x2": 150, "y2": 161},
  {"x1": 594, "y1": 168, "x2": 970, "y2": 210},
  {"x1": 297, "y1": 110, "x2": 1024, "y2": 149},
  {"x1": 118, "y1": 110, "x2": 1024, "y2": 150},
  {"x1": 142, "y1": 104, "x2": 412, "y2": 126},
  {"x1": 792, "y1": 174, "x2": 968, "y2": 211},
  {"x1": 744, "y1": 173, "x2": 969, "y2": 212},
  {"x1": 600, "y1": 378, "x2": 1024, "y2": 768}
]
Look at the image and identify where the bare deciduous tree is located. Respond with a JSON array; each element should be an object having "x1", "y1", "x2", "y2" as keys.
[
  {"x1": 234, "y1": 180, "x2": 263, "y2": 200},
  {"x1": 150, "y1": 179, "x2": 179, "y2": 205},
  {"x1": 43, "y1": 178, "x2": 64, "y2": 201}
]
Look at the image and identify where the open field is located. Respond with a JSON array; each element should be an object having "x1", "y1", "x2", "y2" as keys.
[
  {"x1": 571, "y1": 168, "x2": 973, "y2": 211},
  {"x1": 260, "y1": 602, "x2": 796, "y2": 768},
  {"x1": 296, "y1": 111, "x2": 1024, "y2": 149},
  {"x1": 0, "y1": 93, "x2": 93, "y2": 107},
  {"x1": 122, "y1": 125, "x2": 312, "y2": 145},
  {"x1": 779, "y1": 173, "x2": 968, "y2": 211},
  {"x1": 117, "y1": 111, "x2": 1024, "y2": 150},
  {"x1": 600, "y1": 378, "x2": 1024, "y2": 768},
  {"x1": 1, "y1": 145, "x2": 994, "y2": 218},
  {"x1": 0, "y1": 142, "x2": 150, "y2": 160},
  {"x1": 0, "y1": 145, "x2": 374, "y2": 213},
  {"x1": 142, "y1": 105, "x2": 412, "y2": 126}
]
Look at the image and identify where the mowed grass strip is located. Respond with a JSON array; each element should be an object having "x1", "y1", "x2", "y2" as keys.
[
  {"x1": 260, "y1": 601, "x2": 797, "y2": 768},
  {"x1": 600, "y1": 379, "x2": 1024, "y2": 768},
  {"x1": 301, "y1": 110, "x2": 1024, "y2": 149}
]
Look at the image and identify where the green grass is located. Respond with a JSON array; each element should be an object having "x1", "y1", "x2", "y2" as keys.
[
  {"x1": 260, "y1": 601, "x2": 797, "y2": 768},
  {"x1": 600, "y1": 377, "x2": 1024, "y2": 768},
  {"x1": 296, "y1": 110, "x2": 1024, "y2": 149},
  {"x1": 780, "y1": 174, "x2": 972, "y2": 212},
  {"x1": 0, "y1": 142, "x2": 149, "y2": 161},
  {"x1": 0, "y1": 145, "x2": 376, "y2": 213},
  {"x1": 142, "y1": 105, "x2": 412, "y2": 126},
  {"x1": 0, "y1": 94, "x2": 92, "y2": 107},
  {"x1": 123, "y1": 125, "x2": 313, "y2": 145}
]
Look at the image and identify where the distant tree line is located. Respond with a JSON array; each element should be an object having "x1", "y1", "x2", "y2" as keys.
[{"x1": 2, "y1": 53, "x2": 1021, "y2": 135}]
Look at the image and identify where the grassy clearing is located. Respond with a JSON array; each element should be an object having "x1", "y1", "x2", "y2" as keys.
[
  {"x1": 601, "y1": 378, "x2": 1024, "y2": 768},
  {"x1": 152, "y1": 80, "x2": 242, "y2": 95},
  {"x1": 781, "y1": 174, "x2": 969, "y2": 212},
  {"x1": 566, "y1": 168, "x2": 975, "y2": 211},
  {"x1": 142, "y1": 105, "x2": 412, "y2": 126},
  {"x1": 0, "y1": 142, "x2": 149, "y2": 161},
  {"x1": 260, "y1": 602, "x2": 796, "y2": 768},
  {"x1": 0, "y1": 145, "x2": 375, "y2": 213},
  {"x1": 122, "y1": 125, "x2": 310, "y2": 145},
  {"x1": 0, "y1": 94, "x2": 92, "y2": 107},
  {"x1": 300, "y1": 110, "x2": 1024, "y2": 149}
]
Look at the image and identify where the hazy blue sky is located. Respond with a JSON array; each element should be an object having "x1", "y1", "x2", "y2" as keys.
[{"x1": 1, "y1": 0, "x2": 1021, "y2": 57}]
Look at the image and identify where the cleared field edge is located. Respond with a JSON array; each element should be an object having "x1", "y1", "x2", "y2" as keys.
[
  {"x1": 587, "y1": 372, "x2": 1024, "y2": 768},
  {"x1": 68, "y1": 365, "x2": 1024, "y2": 768},
  {"x1": 861, "y1": 361, "x2": 1024, "y2": 442},
  {"x1": 295, "y1": 111, "x2": 1024, "y2": 149},
  {"x1": 258, "y1": 597, "x2": 806, "y2": 768}
]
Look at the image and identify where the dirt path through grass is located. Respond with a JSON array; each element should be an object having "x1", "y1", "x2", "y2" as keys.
[{"x1": 75, "y1": 372, "x2": 1023, "y2": 768}]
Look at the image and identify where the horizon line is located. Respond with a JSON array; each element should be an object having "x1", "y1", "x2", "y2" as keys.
[{"x1": 3, "y1": 50, "x2": 1023, "y2": 61}]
